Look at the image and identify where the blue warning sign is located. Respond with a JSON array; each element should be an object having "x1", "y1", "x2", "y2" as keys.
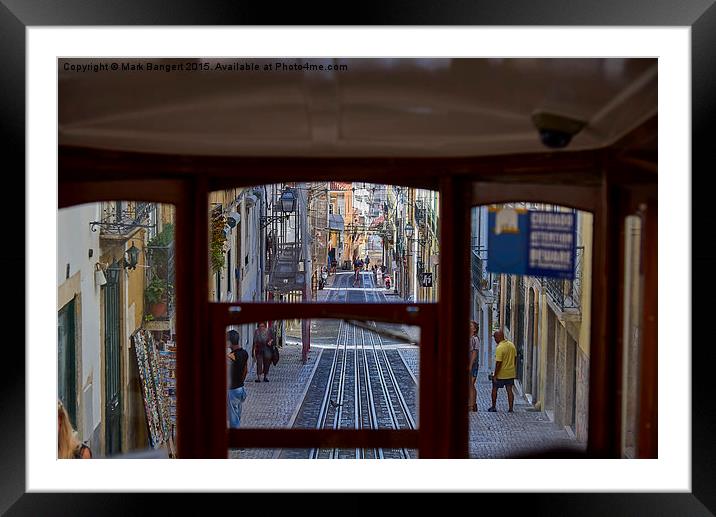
[{"x1": 487, "y1": 208, "x2": 576, "y2": 280}]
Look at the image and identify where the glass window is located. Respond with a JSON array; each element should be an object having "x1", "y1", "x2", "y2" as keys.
[
  {"x1": 224, "y1": 319, "x2": 420, "y2": 459},
  {"x1": 58, "y1": 201, "x2": 177, "y2": 458},
  {"x1": 468, "y1": 203, "x2": 591, "y2": 458},
  {"x1": 209, "y1": 183, "x2": 440, "y2": 304}
]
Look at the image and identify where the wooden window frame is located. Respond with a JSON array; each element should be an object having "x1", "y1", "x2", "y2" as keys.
[{"x1": 58, "y1": 119, "x2": 657, "y2": 458}]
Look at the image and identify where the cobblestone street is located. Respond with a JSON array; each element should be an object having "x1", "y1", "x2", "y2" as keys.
[
  {"x1": 229, "y1": 270, "x2": 583, "y2": 460},
  {"x1": 229, "y1": 342, "x2": 322, "y2": 459},
  {"x1": 400, "y1": 348, "x2": 583, "y2": 458},
  {"x1": 468, "y1": 373, "x2": 584, "y2": 458},
  {"x1": 231, "y1": 340, "x2": 582, "y2": 459}
]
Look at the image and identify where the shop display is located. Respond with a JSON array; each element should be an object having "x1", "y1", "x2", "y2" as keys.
[
  {"x1": 159, "y1": 342, "x2": 177, "y2": 440},
  {"x1": 132, "y1": 330, "x2": 172, "y2": 451}
]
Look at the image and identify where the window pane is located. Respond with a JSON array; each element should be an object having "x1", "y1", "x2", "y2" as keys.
[
  {"x1": 225, "y1": 319, "x2": 420, "y2": 459},
  {"x1": 209, "y1": 183, "x2": 439, "y2": 303},
  {"x1": 468, "y1": 203, "x2": 590, "y2": 458},
  {"x1": 58, "y1": 201, "x2": 177, "y2": 458}
]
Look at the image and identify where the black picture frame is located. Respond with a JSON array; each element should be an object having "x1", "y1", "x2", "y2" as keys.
[{"x1": 4, "y1": 0, "x2": 713, "y2": 513}]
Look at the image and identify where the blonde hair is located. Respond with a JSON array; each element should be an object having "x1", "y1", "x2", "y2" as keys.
[{"x1": 58, "y1": 400, "x2": 81, "y2": 459}]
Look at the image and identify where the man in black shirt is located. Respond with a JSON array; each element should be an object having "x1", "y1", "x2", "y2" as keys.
[{"x1": 227, "y1": 330, "x2": 248, "y2": 428}]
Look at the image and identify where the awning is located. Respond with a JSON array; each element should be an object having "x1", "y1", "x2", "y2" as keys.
[{"x1": 329, "y1": 214, "x2": 344, "y2": 231}]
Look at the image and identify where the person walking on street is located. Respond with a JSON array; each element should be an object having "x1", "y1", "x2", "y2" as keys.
[
  {"x1": 487, "y1": 330, "x2": 517, "y2": 412},
  {"x1": 468, "y1": 320, "x2": 480, "y2": 412},
  {"x1": 252, "y1": 322, "x2": 274, "y2": 382},
  {"x1": 365, "y1": 254, "x2": 371, "y2": 271},
  {"x1": 353, "y1": 257, "x2": 363, "y2": 283},
  {"x1": 226, "y1": 329, "x2": 248, "y2": 428}
]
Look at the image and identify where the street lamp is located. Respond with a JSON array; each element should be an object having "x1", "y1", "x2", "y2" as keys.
[
  {"x1": 279, "y1": 188, "x2": 297, "y2": 214},
  {"x1": 105, "y1": 260, "x2": 121, "y2": 284},
  {"x1": 405, "y1": 223, "x2": 414, "y2": 239},
  {"x1": 125, "y1": 241, "x2": 140, "y2": 270},
  {"x1": 260, "y1": 187, "x2": 298, "y2": 229}
]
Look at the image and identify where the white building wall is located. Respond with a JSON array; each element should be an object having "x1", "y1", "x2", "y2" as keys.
[
  {"x1": 240, "y1": 196, "x2": 259, "y2": 303},
  {"x1": 470, "y1": 206, "x2": 494, "y2": 368},
  {"x1": 229, "y1": 194, "x2": 262, "y2": 349},
  {"x1": 57, "y1": 203, "x2": 102, "y2": 443}
]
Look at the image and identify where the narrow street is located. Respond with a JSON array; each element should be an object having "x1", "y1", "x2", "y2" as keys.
[
  {"x1": 231, "y1": 270, "x2": 418, "y2": 459},
  {"x1": 231, "y1": 270, "x2": 580, "y2": 459}
]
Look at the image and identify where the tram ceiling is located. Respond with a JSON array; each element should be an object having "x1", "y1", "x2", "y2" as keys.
[
  {"x1": 59, "y1": 58, "x2": 657, "y2": 160},
  {"x1": 58, "y1": 144, "x2": 627, "y2": 188}
]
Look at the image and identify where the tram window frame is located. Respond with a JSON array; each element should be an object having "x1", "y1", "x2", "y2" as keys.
[
  {"x1": 57, "y1": 178, "x2": 191, "y2": 459},
  {"x1": 205, "y1": 180, "x2": 443, "y2": 458},
  {"x1": 59, "y1": 139, "x2": 657, "y2": 459},
  {"x1": 213, "y1": 304, "x2": 433, "y2": 454}
]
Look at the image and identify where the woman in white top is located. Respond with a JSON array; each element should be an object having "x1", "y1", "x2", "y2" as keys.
[{"x1": 469, "y1": 320, "x2": 480, "y2": 412}]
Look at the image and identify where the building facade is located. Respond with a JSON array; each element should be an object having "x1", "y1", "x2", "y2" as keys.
[
  {"x1": 58, "y1": 201, "x2": 174, "y2": 456},
  {"x1": 470, "y1": 204, "x2": 593, "y2": 443}
]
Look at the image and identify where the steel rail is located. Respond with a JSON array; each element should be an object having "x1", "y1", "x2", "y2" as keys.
[
  {"x1": 329, "y1": 319, "x2": 349, "y2": 459},
  {"x1": 309, "y1": 319, "x2": 343, "y2": 459}
]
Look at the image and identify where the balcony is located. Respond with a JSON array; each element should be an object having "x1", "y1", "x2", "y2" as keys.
[
  {"x1": 92, "y1": 201, "x2": 155, "y2": 240},
  {"x1": 471, "y1": 249, "x2": 499, "y2": 299},
  {"x1": 144, "y1": 242, "x2": 175, "y2": 331},
  {"x1": 541, "y1": 246, "x2": 584, "y2": 314},
  {"x1": 267, "y1": 242, "x2": 305, "y2": 293},
  {"x1": 415, "y1": 205, "x2": 426, "y2": 227}
]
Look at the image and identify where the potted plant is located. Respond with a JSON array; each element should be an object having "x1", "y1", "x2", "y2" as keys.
[
  {"x1": 145, "y1": 278, "x2": 173, "y2": 318},
  {"x1": 147, "y1": 224, "x2": 174, "y2": 279}
]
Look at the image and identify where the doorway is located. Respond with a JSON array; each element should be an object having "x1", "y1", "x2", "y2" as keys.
[
  {"x1": 103, "y1": 260, "x2": 122, "y2": 456},
  {"x1": 515, "y1": 276, "x2": 525, "y2": 383},
  {"x1": 58, "y1": 298, "x2": 77, "y2": 428},
  {"x1": 525, "y1": 288, "x2": 535, "y2": 400},
  {"x1": 545, "y1": 309, "x2": 557, "y2": 416}
]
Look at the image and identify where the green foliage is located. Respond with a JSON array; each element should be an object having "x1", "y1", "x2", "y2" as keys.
[
  {"x1": 210, "y1": 213, "x2": 227, "y2": 273},
  {"x1": 147, "y1": 223, "x2": 174, "y2": 248},
  {"x1": 147, "y1": 224, "x2": 174, "y2": 280},
  {"x1": 145, "y1": 278, "x2": 171, "y2": 306}
]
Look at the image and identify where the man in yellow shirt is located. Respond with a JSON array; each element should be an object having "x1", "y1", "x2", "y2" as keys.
[{"x1": 488, "y1": 330, "x2": 517, "y2": 413}]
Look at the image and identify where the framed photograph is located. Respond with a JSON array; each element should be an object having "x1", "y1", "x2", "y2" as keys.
[{"x1": 5, "y1": 0, "x2": 711, "y2": 513}]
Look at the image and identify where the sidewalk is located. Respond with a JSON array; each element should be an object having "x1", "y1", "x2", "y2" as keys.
[
  {"x1": 469, "y1": 369, "x2": 584, "y2": 458},
  {"x1": 398, "y1": 348, "x2": 584, "y2": 458},
  {"x1": 229, "y1": 342, "x2": 322, "y2": 459},
  {"x1": 315, "y1": 270, "x2": 338, "y2": 302}
]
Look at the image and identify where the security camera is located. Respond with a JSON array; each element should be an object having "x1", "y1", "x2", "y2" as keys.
[
  {"x1": 226, "y1": 212, "x2": 240, "y2": 228},
  {"x1": 531, "y1": 111, "x2": 587, "y2": 149}
]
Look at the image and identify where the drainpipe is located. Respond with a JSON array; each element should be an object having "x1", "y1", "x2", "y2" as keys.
[
  {"x1": 256, "y1": 186, "x2": 267, "y2": 301},
  {"x1": 298, "y1": 182, "x2": 312, "y2": 363}
]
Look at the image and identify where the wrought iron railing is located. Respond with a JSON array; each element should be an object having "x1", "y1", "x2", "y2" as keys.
[
  {"x1": 267, "y1": 242, "x2": 304, "y2": 293},
  {"x1": 541, "y1": 246, "x2": 584, "y2": 312},
  {"x1": 471, "y1": 249, "x2": 499, "y2": 293},
  {"x1": 91, "y1": 201, "x2": 155, "y2": 237},
  {"x1": 145, "y1": 243, "x2": 175, "y2": 321},
  {"x1": 427, "y1": 203, "x2": 439, "y2": 240},
  {"x1": 415, "y1": 205, "x2": 426, "y2": 228}
]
